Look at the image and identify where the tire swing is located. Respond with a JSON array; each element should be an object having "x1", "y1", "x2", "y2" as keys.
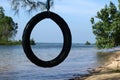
[{"x1": 22, "y1": 0, "x2": 72, "y2": 68}]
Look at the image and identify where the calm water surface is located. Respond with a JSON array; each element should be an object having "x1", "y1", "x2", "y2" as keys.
[{"x1": 0, "y1": 43, "x2": 101, "y2": 80}]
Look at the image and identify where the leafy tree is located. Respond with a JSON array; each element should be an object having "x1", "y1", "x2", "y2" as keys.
[
  {"x1": 0, "y1": 7, "x2": 4, "y2": 18},
  {"x1": 85, "y1": 41, "x2": 91, "y2": 45},
  {"x1": 0, "y1": 6, "x2": 18, "y2": 42},
  {"x1": 10, "y1": 0, "x2": 54, "y2": 14},
  {"x1": 91, "y1": 1, "x2": 120, "y2": 49}
]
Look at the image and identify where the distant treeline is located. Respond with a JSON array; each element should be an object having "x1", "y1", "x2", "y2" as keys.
[{"x1": 0, "y1": 39, "x2": 35, "y2": 45}]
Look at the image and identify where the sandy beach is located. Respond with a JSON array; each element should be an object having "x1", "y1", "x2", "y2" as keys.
[{"x1": 71, "y1": 50, "x2": 120, "y2": 80}]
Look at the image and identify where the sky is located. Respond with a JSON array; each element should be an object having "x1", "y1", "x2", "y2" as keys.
[{"x1": 0, "y1": 0, "x2": 119, "y2": 43}]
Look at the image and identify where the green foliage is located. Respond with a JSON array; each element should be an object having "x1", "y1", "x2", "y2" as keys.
[
  {"x1": 0, "y1": 7, "x2": 4, "y2": 18},
  {"x1": 0, "y1": 40, "x2": 21, "y2": 45},
  {"x1": 91, "y1": 1, "x2": 120, "y2": 49},
  {"x1": 85, "y1": 41, "x2": 91, "y2": 45},
  {"x1": 30, "y1": 38, "x2": 36, "y2": 45},
  {"x1": 0, "y1": 6, "x2": 18, "y2": 42},
  {"x1": 0, "y1": 39, "x2": 36, "y2": 45},
  {"x1": 111, "y1": 69, "x2": 120, "y2": 73}
]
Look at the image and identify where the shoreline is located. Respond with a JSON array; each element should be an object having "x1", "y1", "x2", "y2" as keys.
[
  {"x1": 0, "y1": 39, "x2": 35, "y2": 45},
  {"x1": 71, "y1": 50, "x2": 120, "y2": 80}
]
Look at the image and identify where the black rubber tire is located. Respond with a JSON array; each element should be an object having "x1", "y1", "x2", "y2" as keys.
[{"x1": 22, "y1": 11, "x2": 72, "y2": 68}]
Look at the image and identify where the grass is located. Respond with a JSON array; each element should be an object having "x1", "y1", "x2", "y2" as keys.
[{"x1": 111, "y1": 69, "x2": 120, "y2": 73}]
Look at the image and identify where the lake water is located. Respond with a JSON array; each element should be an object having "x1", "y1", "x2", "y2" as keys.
[{"x1": 0, "y1": 43, "x2": 101, "y2": 80}]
